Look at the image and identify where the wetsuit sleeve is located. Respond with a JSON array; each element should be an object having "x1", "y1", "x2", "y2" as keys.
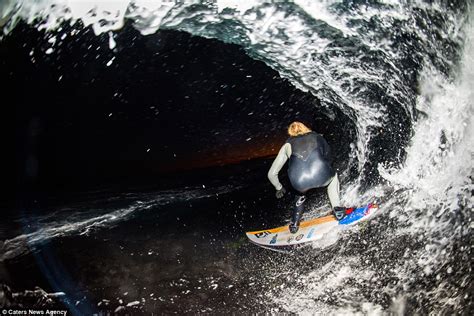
[{"x1": 267, "y1": 143, "x2": 292, "y2": 190}]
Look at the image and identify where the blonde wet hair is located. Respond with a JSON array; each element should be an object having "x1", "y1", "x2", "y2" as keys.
[{"x1": 288, "y1": 121, "x2": 312, "y2": 136}]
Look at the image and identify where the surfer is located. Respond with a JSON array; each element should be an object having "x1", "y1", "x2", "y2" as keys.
[{"x1": 267, "y1": 121, "x2": 345, "y2": 233}]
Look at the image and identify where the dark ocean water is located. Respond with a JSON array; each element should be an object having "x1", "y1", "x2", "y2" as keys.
[
  {"x1": 1, "y1": 1, "x2": 472, "y2": 314},
  {"x1": 2, "y1": 158, "x2": 325, "y2": 314}
]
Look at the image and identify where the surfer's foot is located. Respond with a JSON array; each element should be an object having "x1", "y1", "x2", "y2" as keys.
[
  {"x1": 333, "y1": 207, "x2": 347, "y2": 221},
  {"x1": 289, "y1": 221, "x2": 300, "y2": 234}
]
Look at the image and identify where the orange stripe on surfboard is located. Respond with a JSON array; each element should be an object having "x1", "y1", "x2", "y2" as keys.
[{"x1": 246, "y1": 214, "x2": 337, "y2": 235}]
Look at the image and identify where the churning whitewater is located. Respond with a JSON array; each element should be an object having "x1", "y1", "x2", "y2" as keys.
[{"x1": 2, "y1": 0, "x2": 472, "y2": 314}]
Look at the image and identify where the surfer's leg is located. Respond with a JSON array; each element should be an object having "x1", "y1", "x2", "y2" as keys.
[
  {"x1": 289, "y1": 194, "x2": 306, "y2": 233},
  {"x1": 327, "y1": 174, "x2": 347, "y2": 220},
  {"x1": 327, "y1": 173, "x2": 341, "y2": 208}
]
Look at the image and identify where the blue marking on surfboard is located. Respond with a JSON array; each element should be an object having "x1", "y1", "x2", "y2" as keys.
[
  {"x1": 338, "y1": 204, "x2": 371, "y2": 225},
  {"x1": 270, "y1": 234, "x2": 278, "y2": 244},
  {"x1": 307, "y1": 228, "x2": 315, "y2": 239}
]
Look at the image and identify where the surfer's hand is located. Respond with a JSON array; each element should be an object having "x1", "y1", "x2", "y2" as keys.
[{"x1": 275, "y1": 187, "x2": 286, "y2": 199}]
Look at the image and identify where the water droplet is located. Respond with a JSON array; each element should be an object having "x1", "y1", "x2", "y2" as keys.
[{"x1": 106, "y1": 56, "x2": 115, "y2": 66}]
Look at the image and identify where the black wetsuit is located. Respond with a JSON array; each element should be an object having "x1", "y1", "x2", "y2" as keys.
[{"x1": 286, "y1": 132, "x2": 335, "y2": 193}]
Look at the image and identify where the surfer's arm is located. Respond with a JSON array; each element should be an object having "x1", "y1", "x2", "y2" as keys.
[{"x1": 267, "y1": 143, "x2": 291, "y2": 190}]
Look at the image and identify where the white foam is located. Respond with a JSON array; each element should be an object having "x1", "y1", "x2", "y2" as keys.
[
  {"x1": 379, "y1": 12, "x2": 474, "y2": 214},
  {"x1": 215, "y1": 0, "x2": 257, "y2": 14},
  {"x1": 272, "y1": 257, "x2": 376, "y2": 313}
]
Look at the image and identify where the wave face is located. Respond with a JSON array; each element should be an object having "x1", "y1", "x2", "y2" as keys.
[
  {"x1": 1, "y1": 185, "x2": 238, "y2": 261},
  {"x1": 2, "y1": 0, "x2": 472, "y2": 314}
]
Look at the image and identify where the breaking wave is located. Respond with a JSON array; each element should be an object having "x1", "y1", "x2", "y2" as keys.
[{"x1": 2, "y1": 0, "x2": 472, "y2": 313}]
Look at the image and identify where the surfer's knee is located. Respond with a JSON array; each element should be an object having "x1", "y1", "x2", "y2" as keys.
[
  {"x1": 294, "y1": 195, "x2": 306, "y2": 208},
  {"x1": 327, "y1": 174, "x2": 341, "y2": 208}
]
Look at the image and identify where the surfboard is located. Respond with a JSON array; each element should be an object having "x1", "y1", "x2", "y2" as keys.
[{"x1": 246, "y1": 203, "x2": 378, "y2": 249}]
